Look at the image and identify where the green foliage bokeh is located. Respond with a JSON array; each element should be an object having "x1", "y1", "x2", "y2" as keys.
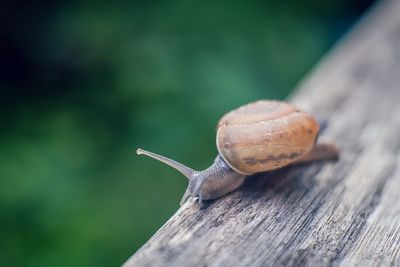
[{"x1": 0, "y1": 0, "x2": 372, "y2": 266}]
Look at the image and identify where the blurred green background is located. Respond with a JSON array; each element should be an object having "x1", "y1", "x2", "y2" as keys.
[{"x1": 1, "y1": 0, "x2": 374, "y2": 266}]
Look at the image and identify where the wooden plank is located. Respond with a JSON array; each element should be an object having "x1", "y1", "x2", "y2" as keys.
[{"x1": 124, "y1": 0, "x2": 400, "y2": 266}]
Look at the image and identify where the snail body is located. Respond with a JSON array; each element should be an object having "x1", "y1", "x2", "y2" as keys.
[{"x1": 137, "y1": 100, "x2": 338, "y2": 205}]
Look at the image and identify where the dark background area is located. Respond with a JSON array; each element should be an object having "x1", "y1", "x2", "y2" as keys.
[{"x1": 0, "y1": 0, "x2": 374, "y2": 266}]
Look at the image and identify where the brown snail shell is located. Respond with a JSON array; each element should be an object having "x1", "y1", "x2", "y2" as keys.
[{"x1": 216, "y1": 100, "x2": 320, "y2": 175}]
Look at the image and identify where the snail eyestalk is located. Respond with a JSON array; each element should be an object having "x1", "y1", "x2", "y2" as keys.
[{"x1": 136, "y1": 148, "x2": 195, "y2": 181}]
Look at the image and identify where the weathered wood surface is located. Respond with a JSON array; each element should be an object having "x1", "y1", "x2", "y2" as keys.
[{"x1": 124, "y1": 0, "x2": 400, "y2": 266}]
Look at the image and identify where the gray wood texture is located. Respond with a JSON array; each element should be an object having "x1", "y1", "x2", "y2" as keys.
[{"x1": 124, "y1": 0, "x2": 400, "y2": 266}]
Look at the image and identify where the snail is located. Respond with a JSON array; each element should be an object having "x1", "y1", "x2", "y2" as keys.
[{"x1": 137, "y1": 100, "x2": 339, "y2": 205}]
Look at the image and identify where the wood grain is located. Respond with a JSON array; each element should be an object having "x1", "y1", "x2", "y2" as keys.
[{"x1": 124, "y1": 0, "x2": 400, "y2": 266}]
